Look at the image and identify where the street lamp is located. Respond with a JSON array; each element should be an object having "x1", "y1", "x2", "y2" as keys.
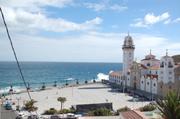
[{"x1": 16, "y1": 97, "x2": 21, "y2": 112}]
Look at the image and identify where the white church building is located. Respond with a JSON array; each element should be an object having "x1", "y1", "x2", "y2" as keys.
[{"x1": 109, "y1": 34, "x2": 180, "y2": 98}]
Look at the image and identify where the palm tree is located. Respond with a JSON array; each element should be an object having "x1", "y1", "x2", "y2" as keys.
[
  {"x1": 156, "y1": 91, "x2": 180, "y2": 119},
  {"x1": 57, "y1": 97, "x2": 67, "y2": 110},
  {"x1": 24, "y1": 99, "x2": 38, "y2": 112}
]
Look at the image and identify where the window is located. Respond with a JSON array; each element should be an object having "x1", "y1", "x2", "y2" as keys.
[
  {"x1": 154, "y1": 83, "x2": 156, "y2": 87},
  {"x1": 141, "y1": 81, "x2": 143, "y2": 84},
  {"x1": 169, "y1": 86, "x2": 172, "y2": 89},
  {"x1": 160, "y1": 62, "x2": 164, "y2": 67},
  {"x1": 147, "y1": 63, "x2": 150, "y2": 67},
  {"x1": 168, "y1": 62, "x2": 173, "y2": 68},
  {"x1": 169, "y1": 71, "x2": 172, "y2": 74},
  {"x1": 147, "y1": 82, "x2": 149, "y2": 85}
]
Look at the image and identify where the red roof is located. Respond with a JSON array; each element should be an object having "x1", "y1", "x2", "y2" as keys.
[
  {"x1": 121, "y1": 110, "x2": 143, "y2": 119},
  {"x1": 146, "y1": 74, "x2": 158, "y2": 79},
  {"x1": 109, "y1": 71, "x2": 122, "y2": 77},
  {"x1": 140, "y1": 64, "x2": 148, "y2": 69}
]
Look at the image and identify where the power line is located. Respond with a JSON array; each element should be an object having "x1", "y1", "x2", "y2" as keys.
[
  {"x1": 0, "y1": 7, "x2": 33, "y2": 101},
  {"x1": 0, "y1": 7, "x2": 40, "y2": 116}
]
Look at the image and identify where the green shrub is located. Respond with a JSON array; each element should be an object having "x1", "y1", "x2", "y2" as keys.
[
  {"x1": 117, "y1": 106, "x2": 131, "y2": 112},
  {"x1": 88, "y1": 108, "x2": 112, "y2": 116},
  {"x1": 58, "y1": 108, "x2": 75, "y2": 114},
  {"x1": 24, "y1": 100, "x2": 38, "y2": 112},
  {"x1": 139, "y1": 104, "x2": 156, "y2": 112},
  {"x1": 43, "y1": 108, "x2": 57, "y2": 115}
]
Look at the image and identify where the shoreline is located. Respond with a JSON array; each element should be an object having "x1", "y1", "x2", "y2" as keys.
[
  {"x1": 0, "y1": 80, "x2": 103, "y2": 95},
  {"x1": 3, "y1": 82, "x2": 150, "y2": 115}
]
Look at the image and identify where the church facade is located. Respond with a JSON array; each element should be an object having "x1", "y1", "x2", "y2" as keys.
[{"x1": 109, "y1": 34, "x2": 180, "y2": 99}]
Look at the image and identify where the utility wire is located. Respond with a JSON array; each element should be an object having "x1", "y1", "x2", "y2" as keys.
[
  {"x1": 0, "y1": 7, "x2": 39, "y2": 116},
  {"x1": 0, "y1": 7, "x2": 33, "y2": 101}
]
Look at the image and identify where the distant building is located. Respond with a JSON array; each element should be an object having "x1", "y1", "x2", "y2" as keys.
[{"x1": 109, "y1": 34, "x2": 180, "y2": 98}]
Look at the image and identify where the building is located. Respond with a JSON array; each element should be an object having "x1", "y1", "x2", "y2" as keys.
[{"x1": 109, "y1": 34, "x2": 180, "y2": 98}]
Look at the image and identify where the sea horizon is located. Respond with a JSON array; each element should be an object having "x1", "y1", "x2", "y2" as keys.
[{"x1": 0, "y1": 62, "x2": 122, "y2": 94}]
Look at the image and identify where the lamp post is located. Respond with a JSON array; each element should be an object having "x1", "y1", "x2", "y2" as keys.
[
  {"x1": 16, "y1": 97, "x2": 21, "y2": 112},
  {"x1": 9, "y1": 85, "x2": 13, "y2": 100},
  {"x1": 123, "y1": 76, "x2": 125, "y2": 93}
]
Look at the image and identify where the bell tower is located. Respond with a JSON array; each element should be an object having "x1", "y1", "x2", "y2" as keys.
[{"x1": 122, "y1": 33, "x2": 135, "y2": 77}]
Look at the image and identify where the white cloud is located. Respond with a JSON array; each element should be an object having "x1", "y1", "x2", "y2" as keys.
[
  {"x1": 0, "y1": 1, "x2": 179, "y2": 62},
  {"x1": 164, "y1": 19, "x2": 171, "y2": 24},
  {"x1": 84, "y1": 3, "x2": 106, "y2": 11},
  {"x1": 0, "y1": 0, "x2": 73, "y2": 12},
  {"x1": 1, "y1": 31, "x2": 180, "y2": 62},
  {"x1": 131, "y1": 12, "x2": 170, "y2": 27},
  {"x1": 173, "y1": 18, "x2": 180, "y2": 23},
  {"x1": 84, "y1": 2, "x2": 128, "y2": 12},
  {"x1": 110, "y1": 4, "x2": 128, "y2": 11},
  {"x1": 0, "y1": 7, "x2": 103, "y2": 32}
]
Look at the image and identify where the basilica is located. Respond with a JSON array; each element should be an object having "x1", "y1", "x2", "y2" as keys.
[{"x1": 109, "y1": 34, "x2": 180, "y2": 99}]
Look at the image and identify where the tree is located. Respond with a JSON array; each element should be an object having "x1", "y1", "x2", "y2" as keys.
[
  {"x1": 24, "y1": 100, "x2": 38, "y2": 112},
  {"x1": 57, "y1": 97, "x2": 67, "y2": 110},
  {"x1": 156, "y1": 91, "x2": 180, "y2": 119},
  {"x1": 139, "y1": 104, "x2": 156, "y2": 112},
  {"x1": 43, "y1": 108, "x2": 57, "y2": 115},
  {"x1": 88, "y1": 108, "x2": 112, "y2": 116}
]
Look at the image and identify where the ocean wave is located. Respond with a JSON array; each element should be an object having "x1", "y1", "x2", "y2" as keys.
[
  {"x1": 65, "y1": 78, "x2": 75, "y2": 81},
  {"x1": 90, "y1": 73, "x2": 109, "y2": 82},
  {"x1": 0, "y1": 86, "x2": 24, "y2": 94}
]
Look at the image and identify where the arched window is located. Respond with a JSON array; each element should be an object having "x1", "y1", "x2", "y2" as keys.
[
  {"x1": 168, "y1": 62, "x2": 173, "y2": 68},
  {"x1": 160, "y1": 62, "x2": 164, "y2": 67},
  {"x1": 154, "y1": 83, "x2": 156, "y2": 87}
]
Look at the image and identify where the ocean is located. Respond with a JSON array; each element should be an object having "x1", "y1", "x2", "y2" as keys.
[{"x1": 0, "y1": 62, "x2": 122, "y2": 94}]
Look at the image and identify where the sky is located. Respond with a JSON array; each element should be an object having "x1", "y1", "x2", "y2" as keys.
[{"x1": 0, "y1": 0, "x2": 180, "y2": 62}]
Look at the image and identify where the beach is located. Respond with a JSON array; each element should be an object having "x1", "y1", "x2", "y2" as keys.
[{"x1": 6, "y1": 83, "x2": 150, "y2": 114}]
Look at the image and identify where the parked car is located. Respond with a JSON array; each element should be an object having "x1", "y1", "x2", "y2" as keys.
[
  {"x1": 50, "y1": 115, "x2": 59, "y2": 119},
  {"x1": 4, "y1": 103, "x2": 12, "y2": 110},
  {"x1": 16, "y1": 114, "x2": 23, "y2": 119},
  {"x1": 27, "y1": 115, "x2": 38, "y2": 119}
]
